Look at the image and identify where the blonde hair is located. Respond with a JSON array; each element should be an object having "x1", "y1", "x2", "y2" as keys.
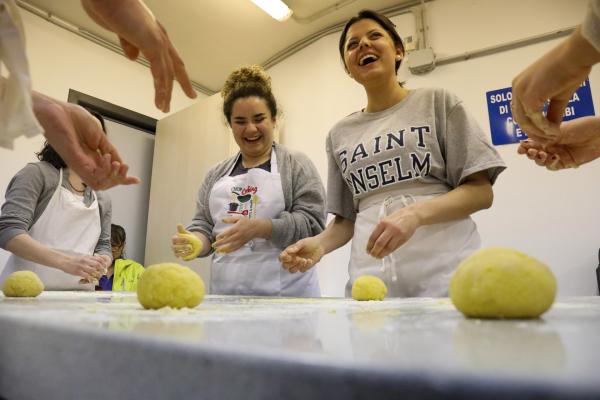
[{"x1": 221, "y1": 65, "x2": 277, "y2": 123}]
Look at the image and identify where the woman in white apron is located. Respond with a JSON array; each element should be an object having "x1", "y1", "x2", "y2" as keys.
[
  {"x1": 171, "y1": 66, "x2": 325, "y2": 297},
  {"x1": 280, "y1": 10, "x2": 506, "y2": 297},
  {"x1": 0, "y1": 112, "x2": 112, "y2": 290}
]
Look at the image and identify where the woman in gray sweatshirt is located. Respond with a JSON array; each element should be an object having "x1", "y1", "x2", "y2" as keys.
[
  {"x1": 171, "y1": 65, "x2": 326, "y2": 297},
  {"x1": 0, "y1": 112, "x2": 112, "y2": 290}
]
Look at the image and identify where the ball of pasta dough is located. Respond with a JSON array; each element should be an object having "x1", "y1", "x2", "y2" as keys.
[
  {"x1": 137, "y1": 263, "x2": 205, "y2": 309},
  {"x1": 2, "y1": 271, "x2": 44, "y2": 297},
  {"x1": 450, "y1": 247, "x2": 556, "y2": 318},
  {"x1": 352, "y1": 275, "x2": 387, "y2": 301},
  {"x1": 178, "y1": 232, "x2": 203, "y2": 261}
]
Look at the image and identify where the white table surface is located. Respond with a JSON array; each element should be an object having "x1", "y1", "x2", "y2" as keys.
[{"x1": 1, "y1": 292, "x2": 599, "y2": 399}]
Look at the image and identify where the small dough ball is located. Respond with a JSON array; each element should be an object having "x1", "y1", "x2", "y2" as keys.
[
  {"x1": 450, "y1": 247, "x2": 556, "y2": 318},
  {"x1": 137, "y1": 263, "x2": 205, "y2": 309},
  {"x1": 352, "y1": 275, "x2": 387, "y2": 301},
  {"x1": 2, "y1": 271, "x2": 44, "y2": 297},
  {"x1": 178, "y1": 233, "x2": 203, "y2": 261}
]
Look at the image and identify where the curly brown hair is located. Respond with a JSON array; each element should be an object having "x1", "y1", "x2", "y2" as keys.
[{"x1": 221, "y1": 65, "x2": 277, "y2": 123}]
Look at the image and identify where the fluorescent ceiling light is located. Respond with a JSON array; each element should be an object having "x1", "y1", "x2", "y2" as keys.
[{"x1": 250, "y1": 0, "x2": 293, "y2": 21}]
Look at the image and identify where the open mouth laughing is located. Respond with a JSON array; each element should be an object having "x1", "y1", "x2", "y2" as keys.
[{"x1": 358, "y1": 53, "x2": 379, "y2": 66}]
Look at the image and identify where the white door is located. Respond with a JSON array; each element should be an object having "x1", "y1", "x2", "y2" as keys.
[{"x1": 105, "y1": 119, "x2": 155, "y2": 264}]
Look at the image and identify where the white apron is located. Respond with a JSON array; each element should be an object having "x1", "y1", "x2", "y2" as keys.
[
  {"x1": 347, "y1": 185, "x2": 481, "y2": 297},
  {"x1": 208, "y1": 148, "x2": 320, "y2": 297},
  {"x1": 0, "y1": 0, "x2": 43, "y2": 149},
  {"x1": 0, "y1": 169, "x2": 101, "y2": 290}
]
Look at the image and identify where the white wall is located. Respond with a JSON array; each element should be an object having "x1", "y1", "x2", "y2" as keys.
[
  {"x1": 267, "y1": 0, "x2": 597, "y2": 296},
  {"x1": 0, "y1": 9, "x2": 204, "y2": 269}
]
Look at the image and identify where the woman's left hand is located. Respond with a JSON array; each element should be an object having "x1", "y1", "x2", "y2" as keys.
[
  {"x1": 213, "y1": 217, "x2": 269, "y2": 253},
  {"x1": 79, "y1": 253, "x2": 111, "y2": 284},
  {"x1": 367, "y1": 207, "x2": 420, "y2": 259}
]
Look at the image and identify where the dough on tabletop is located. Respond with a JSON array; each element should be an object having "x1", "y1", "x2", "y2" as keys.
[
  {"x1": 352, "y1": 275, "x2": 387, "y2": 301},
  {"x1": 450, "y1": 247, "x2": 556, "y2": 319},
  {"x1": 137, "y1": 263, "x2": 205, "y2": 309},
  {"x1": 2, "y1": 271, "x2": 44, "y2": 297}
]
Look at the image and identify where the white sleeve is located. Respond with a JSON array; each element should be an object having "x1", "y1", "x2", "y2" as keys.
[{"x1": 0, "y1": 0, "x2": 43, "y2": 149}]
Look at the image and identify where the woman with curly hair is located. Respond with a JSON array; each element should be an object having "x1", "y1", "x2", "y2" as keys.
[{"x1": 171, "y1": 65, "x2": 325, "y2": 297}]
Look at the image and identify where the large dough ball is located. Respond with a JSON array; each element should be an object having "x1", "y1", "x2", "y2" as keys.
[
  {"x1": 450, "y1": 247, "x2": 556, "y2": 318},
  {"x1": 137, "y1": 263, "x2": 205, "y2": 309},
  {"x1": 352, "y1": 275, "x2": 387, "y2": 301},
  {"x1": 2, "y1": 271, "x2": 44, "y2": 297}
]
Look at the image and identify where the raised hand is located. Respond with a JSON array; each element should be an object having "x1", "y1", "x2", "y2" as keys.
[
  {"x1": 81, "y1": 0, "x2": 197, "y2": 112},
  {"x1": 33, "y1": 92, "x2": 140, "y2": 190},
  {"x1": 517, "y1": 116, "x2": 600, "y2": 170}
]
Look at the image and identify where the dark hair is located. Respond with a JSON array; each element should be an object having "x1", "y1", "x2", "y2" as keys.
[
  {"x1": 111, "y1": 224, "x2": 126, "y2": 258},
  {"x1": 338, "y1": 9, "x2": 405, "y2": 73},
  {"x1": 36, "y1": 109, "x2": 106, "y2": 169},
  {"x1": 36, "y1": 142, "x2": 67, "y2": 169},
  {"x1": 221, "y1": 65, "x2": 277, "y2": 124}
]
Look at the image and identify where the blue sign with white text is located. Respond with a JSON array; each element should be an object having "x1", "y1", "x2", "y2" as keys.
[{"x1": 486, "y1": 79, "x2": 595, "y2": 145}]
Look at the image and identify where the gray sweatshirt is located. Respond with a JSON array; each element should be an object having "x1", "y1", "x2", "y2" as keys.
[
  {"x1": 0, "y1": 161, "x2": 112, "y2": 256},
  {"x1": 188, "y1": 143, "x2": 326, "y2": 252}
]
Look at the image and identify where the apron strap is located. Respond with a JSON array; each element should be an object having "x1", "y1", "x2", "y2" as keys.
[
  {"x1": 54, "y1": 168, "x2": 64, "y2": 196},
  {"x1": 270, "y1": 146, "x2": 278, "y2": 174},
  {"x1": 225, "y1": 145, "x2": 278, "y2": 176}
]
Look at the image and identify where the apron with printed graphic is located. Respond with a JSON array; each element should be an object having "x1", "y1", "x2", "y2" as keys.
[
  {"x1": 347, "y1": 186, "x2": 480, "y2": 297},
  {"x1": 208, "y1": 148, "x2": 320, "y2": 297},
  {"x1": 0, "y1": 169, "x2": 101, "y2": 290}
]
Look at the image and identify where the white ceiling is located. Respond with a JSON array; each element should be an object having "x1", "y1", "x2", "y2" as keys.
[{"x1": 20, "y1": 0, "x2": 420, "y2": 94}]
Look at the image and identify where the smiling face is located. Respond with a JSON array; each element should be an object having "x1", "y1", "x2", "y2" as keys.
[
  {"x1": 230, "y1": 96, "x2": 275, "y2": 161},
  {"x1": 342, "y1": 18, "x2": 403, "y2": 86}
]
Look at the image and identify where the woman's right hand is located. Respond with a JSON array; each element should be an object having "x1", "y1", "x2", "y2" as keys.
[
  {"x1": 279, "y1": 237, "x2": 325, "y2": 273},
  {"x1": 171, "y1": 224, "x2": 203, "y2": 260},
  {"x1": 517, "y1": 116, "x2": 600, "y2": 170},
  {"x1": 61, "y1": 254, "x2": 106, "y2": 281},
  {"x1": 510, "y1": 27, "x2": 598, "y2": 143}
]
